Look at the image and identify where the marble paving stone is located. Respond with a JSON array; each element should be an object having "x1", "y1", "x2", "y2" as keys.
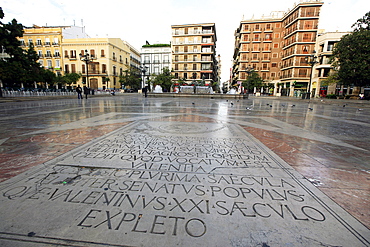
[{"x1": 0, "y1": 120, "x2": 368, "y2": 247}]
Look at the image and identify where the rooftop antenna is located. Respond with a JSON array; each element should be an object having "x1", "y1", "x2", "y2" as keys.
[{"x1": 73, "y1": 20, "x2": 75, "y2": 26}]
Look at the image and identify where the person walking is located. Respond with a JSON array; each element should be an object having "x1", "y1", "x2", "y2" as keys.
[
  {"x1": 76, "y1": 85, "x2": 83, "y2": 99},
  {"x1": 83, "y1": 86, "x2": 89, "y2": 99}
]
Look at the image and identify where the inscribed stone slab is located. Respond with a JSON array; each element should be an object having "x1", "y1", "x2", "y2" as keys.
[{"x1": 0, "y1": 121, "x2": 368, "y2": 247}]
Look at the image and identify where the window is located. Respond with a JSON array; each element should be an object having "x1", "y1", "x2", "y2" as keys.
[
  {"x1": 71, "y1": 64, "x2": 76, "y2": 73},
  {"x1": 38, "y1": 50, "x2": 42, "y2": 57},
  {"x1": 36, "y1": 39, "x2": 42, "y2": 46},
  {"x1": 242, "y1": 44, "x2": 248, "y2": 51},
  {"x1": 275, "y1": 23, "x2": 281, "y2": 28},
  {"x1": 55, "y1": 60, "x2": 60, "y2": 68},
  {"x1": 90, "y1": 49, "x2": 95, "y2": 58},
  {"x1": 39, "y1": 60, "x2": 44, "y2": 67},
  {"x1": 272, "y1": 53, "x2": 278, "y2": 58},
  {"x1": 243, "y1": 35, "x2": 249, "y2": 41},
  {"x1": 272, "y1": 63, "x2": 277, "y2": 67},
  {"x1": 20, "y1": 39, "x2": 25, "y2": 46},
  {"x1": 243, "y1": 25, "x2": 249, "y2": 31},
  {"x1": 102, "y1": 64, "x2": 107, "y2": 73},
  {"x1": 28, "y1": 39, "x2": 33, "y2": 45},
  {"x1": 184, "y1": 73, "x2": 187, "y2": 79},
  {"x1": 327, "y1": 42, "x2": 335, "y2": 51},
  {"x1": 193, "y1": 46, "x2": 198, "y2": 52},
  {"x1": 47, "y1": 60, "x2": 52, "y2": 68},
  {"x1": 154, "y1": 67, "x2": 159, "y2": 74},
  {"x1": 82, "y1": 64, "x2": 86, "y2": 73},
  {"x1": 45, "y1": 38, "x2": 50, "y2": 46},
  {"x1": 264, "y1": 44, "x2": 270, "y2": 51},
  {"x1": 304, "y1": 20, "x2": 314, "y2": 29},
  {"x1": 193, "y1": 55, "x2": 197, "y2": 61},
  {"x1": 70, "y1": 50, "x2": 76, "y2": 58},
  {"x1": 55, "y1": 50, "x2": 60, "y2": 57},
  {"x1": 274, "y1": 33, "x2": 280, "y2": 39},
  {"x1": 303, "y1": 33, "x2": 312, "y2": 42},
  {"x1": 46, "y1": 50, "x2": 52, "y2": 57},
  {"x1": 266, "y1": 24, "x2": 271, "y2": 30},
  {"x1": 101, "y1": 49, "x2": 105, "y2": 57},
  {"x1": 253, "y1": 44, "x2": 259, "y2": 51},
  {"x1": 53, "y1": 38, "x2": 59, "y2": 45},
  {"x1": 254, "y1": 34, "x2": 260, "y2": 41},
  {"x1": 65, "y1": 65, "x2": 69, "y2": 73},
  {"x1": 193, "y1": 64, "x2": 197, "y2": 70},
  {"x1": 255, "y1": 24, "x2": 260, "y2": 31}
]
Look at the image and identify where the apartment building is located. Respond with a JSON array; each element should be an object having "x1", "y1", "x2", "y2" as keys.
[
  {"x1": 126, "y1": 41, "x2": 141, "y2": 73},
  {"x1": 141, "y1": 43, "x2": 171, "y2": 76},
  {"x1": 171, "y1": 23, "x2": 218, "y2": 86},
  {"x1": 62, "y1": 38, "x2": 130, "y2": 90},
  {"x1": 233, "y1": 1, "x2": 324, "y2": 96},
  {"x1": 312, "y1": 31, "x2": 349, "y2": 97},
  {"x1": 19, "y1": 25, "x2": 89, "y2": 77}
]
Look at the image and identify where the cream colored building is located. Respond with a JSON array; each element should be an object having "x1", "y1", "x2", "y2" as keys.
[
  {"x1": 311, "y1": 31, "x2": 349, "y2": 97},
  {"x1": 19, "y1": 25, "x2": 134, "y2": 90},
  {"x1": 171, "y1": 23, "x2": 218, "y2": 86},
  {"x1": 62, "y1": 38, "x2": 130, "y2": 90},
  {"x1": 20, "y1": 25, "x2": 89, "y2": 79}
]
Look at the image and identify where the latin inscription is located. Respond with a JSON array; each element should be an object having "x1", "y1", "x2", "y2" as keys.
[{"x1": 0, "y1": 123, "x2": 331, "y2": 242}]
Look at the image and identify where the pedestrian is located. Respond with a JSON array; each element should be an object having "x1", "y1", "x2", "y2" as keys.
[
  {"x1": 83, "y1": 86, "x2": 89, "y2": 99},
  {"x1": 76, "y1": 85, "x2": 83, "y2": 99},
  {"x1": 143, "y1": 86, "x2": 148, "y2": 97}
]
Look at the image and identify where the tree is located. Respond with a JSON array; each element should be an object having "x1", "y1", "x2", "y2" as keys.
[
  {"x1": 64, "y1": 72, "x2": 81, "y2": 87},
  {"x1": 151, "y1": 68, "x2": 174, "y2": 92},
  {"x1": 321, "y1": 71, "x2": 340, "y2": 86},
  {"x1": 119, "y1": 69, "x2": 141, "y2": 90},
  {"x1": 0, "y1": 8, "x2": 48, "y2": 90},
  {"x1": 332, "y1": 11, "x2": 370, "y2": 87},
  {"x1": 241, "y1": 71, "x2": 264, "y2": 92}
]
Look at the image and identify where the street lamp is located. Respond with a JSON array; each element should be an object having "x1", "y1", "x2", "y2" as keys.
[
  {"x1": 245, "y1": 65, "x2": 254, "y2": 94},
  {"x1": 140, "y1": 64, "x2": 148, "y2": 90},
  {"x1": 79, "y1": 50, "x2": 94, "y2": 88},
  {"x1": 305, "y1": 51, "x2": 319, "y2": 99}
]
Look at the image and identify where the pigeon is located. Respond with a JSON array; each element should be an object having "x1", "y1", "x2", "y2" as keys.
[
  {"x1": 282, "y1": 104, "x2": 285, "y2": 107},
  {"x1": 231, "y1": 102, "x2": 234, "y2": 106},
  {"x1": 192, "y1": 102, "x2": 195, "y2": 105},
  {"x1": 308, "y1": 108, "x2": 313, "y2": 111},
  {"x1": 343, "y1": 105, "x2": 346, "y2": 107},
  {"x1": 270, "y1": 105, "x2": 273, "y2": 107},
  {"x1": 358, "y1": 109, "x2": 363, "y2": 111},
  {"x1": 266, "y1": 104, "x2": 270, "y2": 106},
  {"x1": 226, "y1": 100, "x2": 228, "y2": 102}
]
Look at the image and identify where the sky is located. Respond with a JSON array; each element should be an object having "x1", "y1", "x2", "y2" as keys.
[{"x1": 1, "y1": 0, "x2": 368, "y2": 82}]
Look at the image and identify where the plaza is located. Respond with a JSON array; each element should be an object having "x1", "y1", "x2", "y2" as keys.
[{"x1": 0, "y1": 94, "x2": 369, "y2": 246}]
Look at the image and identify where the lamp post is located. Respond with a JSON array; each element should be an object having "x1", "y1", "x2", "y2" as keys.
[
  {"x1": 245, "y1": 65, "x2": 254, "y2": 94},
  {"x1": 305, "y1": 51, "x2": 319, "y2": 99},
  {"x1": 79, "y1": 50, "x2": 94, "y2": 88},
  {"x1": 140, "y1": 64, "x2": 148, "y2": 90}
]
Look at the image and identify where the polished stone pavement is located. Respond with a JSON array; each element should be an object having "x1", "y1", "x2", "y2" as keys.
[{"x1": 0, "y1": 95, "x2": 369, "y2": 246}]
